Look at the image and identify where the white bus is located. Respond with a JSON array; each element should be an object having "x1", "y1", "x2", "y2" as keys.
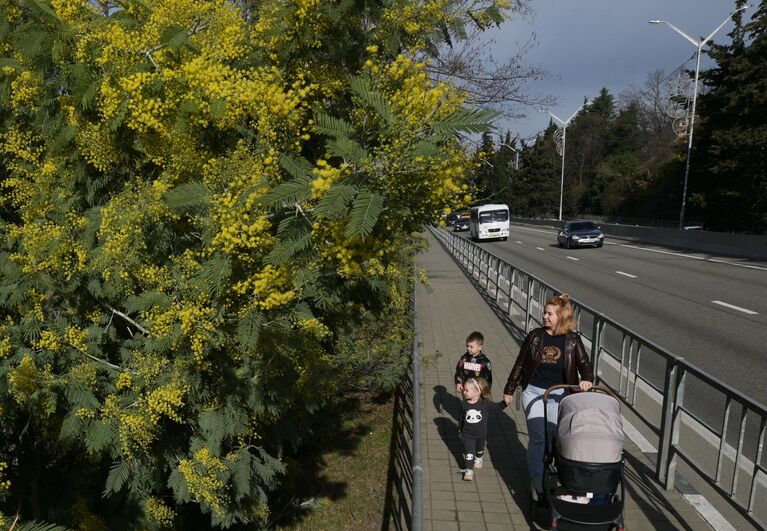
[{"x1": 469, "y1": 204, "x2": 509, "y2": 241}]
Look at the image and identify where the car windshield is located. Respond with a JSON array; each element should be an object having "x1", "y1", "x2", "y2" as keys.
[
  {"x1": 568, "y1": 222, "x2": 598, "y2": 231},
  {"x1": 479, "y1": 210, "x2": 508, "y2": 222}
]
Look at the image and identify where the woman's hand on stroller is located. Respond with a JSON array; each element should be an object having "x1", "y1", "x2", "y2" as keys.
[{"x1": 578, "y1": 381, "x2": 593, "y2": 392}]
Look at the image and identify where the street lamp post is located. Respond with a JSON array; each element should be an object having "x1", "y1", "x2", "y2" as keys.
[
  {"x1": 650, "y1": 5, "x2": 751, "y2": 229},
  {"x1": 541, "y1": 102, "x2": 591, "y2": 221},
  {"x1": 499, "y1": 142, "x2": 519, "y2": 171}
]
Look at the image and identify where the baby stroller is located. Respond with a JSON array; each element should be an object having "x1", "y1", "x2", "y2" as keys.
[{"x1": 539, "y1": 384, "x2": 625, "y2": 530}]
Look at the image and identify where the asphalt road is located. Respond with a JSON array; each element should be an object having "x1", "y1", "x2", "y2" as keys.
[{"x1": 465, "y1": 223, "x2": 767, "y2": 408}]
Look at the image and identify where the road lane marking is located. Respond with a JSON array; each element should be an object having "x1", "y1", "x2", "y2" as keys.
[
  {"x1": 515, "y1": 240, "x2": 523, "y2": 244},
  {"x1": 683, "y1": 494, "x2": 736, "y2": 531},
  {"x1": 536, "y1": 247, "x2": 544, "y2": 251},
  {"x1": 615, "y1": 271, "x2": 637, "y2": 278},
  {"x1": 711, "y1": 300, "x2": 758, "y2": 315},
  {"x1": 510, "y1": 224, "x2": 767, "y2": 271},
  {"x1": 622, "y1": 417, "x2": 655, "y2": 453},
  {"x1": 566, "y1": 256, "x2": 579, "y2": 261}
]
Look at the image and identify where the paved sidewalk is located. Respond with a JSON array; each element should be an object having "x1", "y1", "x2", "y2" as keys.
[{"x1": 415, "y1": 231, "x2": 711, "y2": 530}]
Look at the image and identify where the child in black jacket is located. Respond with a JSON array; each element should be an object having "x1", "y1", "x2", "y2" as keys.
[
  {"x1": 460, "y1": 377, "x2": 507, "y2": 480},
  {"x1": 454, "y1": 331, "x2": 493, "y2": 395}
]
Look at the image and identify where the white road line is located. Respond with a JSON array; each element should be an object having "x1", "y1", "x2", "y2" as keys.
[
  {"x1": 711, "y1": 300, "x2": 758, "y2": 315},
  {"x1": 622, "y1": 416, "x2": 656, "y2": 453},
  {"x1": 515, "y1": 240, "x2": 524, "y2": 244},
  {"x1": 510, "y1": 225, "x2": 767, "y2": 272},
  {"x1": 623, "y1": 416, "x2": 738, "y2": 531},
  {"x1": 536, "y1": 247, "x2": 544, "y2": 251},
  {"x1": 566, "y1": 256, "x2": 579, "y2": 261},
  {"x1": 683, "y1": 494, "x2": 736, "y2": 531},
  {"x1": 615, "y1": 271, "x2": 637, "y2": 279}
]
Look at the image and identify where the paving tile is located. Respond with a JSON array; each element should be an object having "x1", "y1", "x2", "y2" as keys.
[
  {"x1": 483, "y1": 511, "x2": 513, "y2": 524},
  {"x1": 456, "y1": 510, "x2": 484, "y2": 523}
]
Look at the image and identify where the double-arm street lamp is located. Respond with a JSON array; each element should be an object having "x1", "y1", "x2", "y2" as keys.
[
  {"x1": 541, "y1": 101, "x2": 591, "y2": 221},
  {"x1": 650, "y1": 5, "x2": 752, "y2": 229}
]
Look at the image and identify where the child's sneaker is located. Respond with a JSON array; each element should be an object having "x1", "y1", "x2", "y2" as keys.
[
  {"x1": 474, "y1": 457, "x2": 483, "y2": 469},
  {"x1": 463, "y1": 469, "x2": 474, "y2": 481}
]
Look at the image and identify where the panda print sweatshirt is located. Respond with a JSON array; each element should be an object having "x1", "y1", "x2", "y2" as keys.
[{"x1": 460, "y1": 398, "x2": 507, "y2": 439}]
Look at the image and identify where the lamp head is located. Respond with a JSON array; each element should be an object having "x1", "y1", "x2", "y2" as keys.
[{"x1": 648, "y1": 20, "x2": 662, "y2": 24}]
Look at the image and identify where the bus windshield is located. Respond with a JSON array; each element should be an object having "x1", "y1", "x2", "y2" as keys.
[{"x1": 479, "y1": 210, "x2": 508, "y2": 223}]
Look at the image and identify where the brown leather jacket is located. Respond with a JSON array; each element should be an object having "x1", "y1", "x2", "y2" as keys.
[{"x1": 503, "y1": 327, "x2": 594, "y2": 396}]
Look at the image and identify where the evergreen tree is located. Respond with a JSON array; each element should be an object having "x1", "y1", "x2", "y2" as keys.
[
  {"x1": 690, "y1": 0, "x2": 767, "y2": 233},
  {"x1": 511, "y1": 124, "x2": 560, "y2": 217}
]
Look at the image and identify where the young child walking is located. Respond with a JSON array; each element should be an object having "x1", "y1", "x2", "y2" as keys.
[
  {"x1": 454, "y1": 331, "x2": 493, "y2": 395},
  {"x1": 459, "y1": 377, "x2": 506, "y2": 480}
]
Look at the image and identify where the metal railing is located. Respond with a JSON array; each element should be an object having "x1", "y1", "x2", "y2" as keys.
[
  {"x1": 431, "y1": 227, "x2": 767, "y2": 529},
  {"x1": 383, "y1": 275, "x2": 423, "y2": 530}
]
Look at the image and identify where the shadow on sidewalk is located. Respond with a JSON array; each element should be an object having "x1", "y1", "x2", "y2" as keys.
[
  {"x1": 621, "y1": 452, "x2": 697, "y2": 531},
  {"x1": 433, "y1": 384, "x2": 539, "y2": 529},
  {"x1": 432, "y1": 384, "x2": 465, "y2": 469}
]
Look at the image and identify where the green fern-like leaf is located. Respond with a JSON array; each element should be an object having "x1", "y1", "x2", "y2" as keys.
[
  {"x1": 350, "y1": 76, "x2": 394, "y2": 124},
  {"x1": 160, "y1": 24, "x2": 189, "y2": 49},
  {"x1": 260, "y1": 176, "x2": 312, "y2": 208},
  {"x1": 164, "y1": 182, "x2": 210, "y2": 210},
  {"x1": 450, "y1": 18, "x2": 468, "y2": 41},
  {"x1": 315, "y1": 183, "x2": 357, "y2": 219},
  {"x1": 431, "y1": 106, "x2": 501, "y2": 135},
  {"x1": 16, "y1": 522, "x2": 73, "y2": 531},
  {"x1": 193, "y1": 255, "x2": 232, "y2": 298},
  {"x1": 125, "y1": 291, "x2": 172, "y2": 313},
  {"x1": 199, "y1": 410, "x2": 227, "y2": 452},
  {"x1": 85, "y1": 420, "x2": 116, "y2": 454},
  {"x1": 104, "y1": 460, "x2": 131, "y2": 496},
  {"x1": 64, "y1": 383, "x2": 100, "y2": 410},
  {"x1": 59, "y1": 413, "x2": 84, "y2": 443},
  {"x1": 168, "y1": 467, "x2": 192, "y2": 504},
  {"x1": 229, "y1": 448, "x2": 253, "y2": 499},
  {"x1": 0, "y1": 58, "x2": 22, "y2": 71},
  {"x1": 265, "y1": 231, "x2": 311, "y2": 265},
  {"x1": 327, "y1": 136, "x2": 369, "y2": 165},
  {"x1": 345, "y1": 190, "x2": 384, "y2": 239},
  {"x1": 410, "y1": 138, "x2": 440, "y2": 159},
  {"x1": 237, "y1": 308, "x2": 263, "y2": 353},
  {"x1": 279, "y1": 153, "x2": 314, "y2": 179},
  {"x1": 312, "y1": 112, "x2": 353, "y2": 138}
]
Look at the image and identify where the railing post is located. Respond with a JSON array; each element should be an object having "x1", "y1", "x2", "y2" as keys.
[
  {"x1": 657, "y1": 360, "x2": 684, "y2": 489},
  {"x1": 590, "y1": 315, "x2": 603, "y2": 380},
  {"x1": 525, "y1": 277, "x2": 534, "y2": 333}
]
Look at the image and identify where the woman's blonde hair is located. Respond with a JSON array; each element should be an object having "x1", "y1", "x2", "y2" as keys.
[
  {"x1": 545, "y1": 293, "x2": 576, "y2": 335},
  {"x1": 466, "y1": 377, "x2": 492, "y2": 400}
]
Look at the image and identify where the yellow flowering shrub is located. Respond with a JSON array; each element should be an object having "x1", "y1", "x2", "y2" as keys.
[{"x1": 0, "y1": 0, "x2": 507, "y2": 525}]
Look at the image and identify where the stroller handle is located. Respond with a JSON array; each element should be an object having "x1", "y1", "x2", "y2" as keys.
[{"x1": 542, "y1": 384, "x2": 618, "y2": 402}]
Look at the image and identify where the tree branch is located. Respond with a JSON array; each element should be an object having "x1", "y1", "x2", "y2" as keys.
[{"x1": 106, "y1": 305, "x2": 149, "y2": 335}]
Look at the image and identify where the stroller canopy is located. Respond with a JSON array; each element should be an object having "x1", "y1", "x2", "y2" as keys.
[{"x1": 557, "y1": 392, "x2": 623, "y2": 464}]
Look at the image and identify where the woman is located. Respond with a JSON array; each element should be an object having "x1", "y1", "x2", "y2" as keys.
[{"x1": 503, "y1": 293, "x2": 594, "y2": 497}]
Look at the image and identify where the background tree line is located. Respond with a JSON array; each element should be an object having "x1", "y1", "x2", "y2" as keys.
[{"x1": 472, "y1": 0, "x2": 766, "y2": 234}]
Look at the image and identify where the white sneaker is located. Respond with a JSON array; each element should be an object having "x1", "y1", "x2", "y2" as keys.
[
  {"x1": 463, "y1": 469, "x2": 474, "y2": 481},
  {"x1": 474, "y1": 457, "x2": 483, "y2": 469}
]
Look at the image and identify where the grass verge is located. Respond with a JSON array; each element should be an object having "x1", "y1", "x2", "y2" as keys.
[{"x1": 275, "y1": 392, "x2": 394, "y2": 530}]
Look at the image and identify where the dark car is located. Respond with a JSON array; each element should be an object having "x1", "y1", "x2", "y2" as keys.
[
  {"x1": 557, "y1": 220, "x2": 605, "y2": 249},
  {"x1": 453, "y1": 212, "x2": 470, "y2": 232}
]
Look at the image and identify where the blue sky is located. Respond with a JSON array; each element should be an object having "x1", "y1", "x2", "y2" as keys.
[{"x1": 490, "y1": 0, "x2": 750, "y2": 140}]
